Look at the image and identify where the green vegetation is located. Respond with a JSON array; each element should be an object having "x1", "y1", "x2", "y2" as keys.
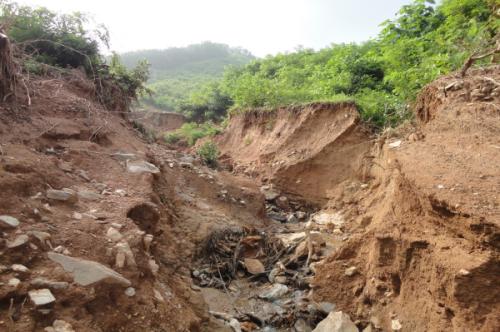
[
  {"x1": 119, "y1": 42, "x2": 254, "y2": 120},
  {"x1": 0, "y1": 1, "x2": 150, "y2": 111},
  {"x1": 196, "y1": 141, "x2": 219, "y2": 167},
  {"x1": 193, "y1": 0, "x2": 499, "y2": 127},
  {"x1": 164, "y1": 122, "x2": 221, "y2": 146}
]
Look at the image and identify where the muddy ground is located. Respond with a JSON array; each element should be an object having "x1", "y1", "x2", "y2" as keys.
[{"x1": 0, "y1": 67, "x2": 498, "y2": 332}]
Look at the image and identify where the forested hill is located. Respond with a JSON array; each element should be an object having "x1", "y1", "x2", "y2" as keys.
[
  {"x1": 119, "y1": 42, "x2": 254, "y2": 113},
  {"x1": 120, "y1": 42, "x2": 254, "y2": 81}
]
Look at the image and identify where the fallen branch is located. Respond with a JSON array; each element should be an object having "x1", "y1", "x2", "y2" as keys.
[{"x1": 460, "y1": 43, "x2": 500, "y2": 78}]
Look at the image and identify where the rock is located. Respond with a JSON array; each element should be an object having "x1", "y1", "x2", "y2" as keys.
[
  {"x1": 312, "y1": 311, "x2": 358, "y2": 332},
  {"x1": 179, "y1": 162, "x2": 193, "y2": 169},
  {"x1": 31, "y1": 278, "x2": 69, "y2": 290},
  {"x1": 28, "y1": 231, "x2": 51, "y2": 245},
  {"x1": 11, "y1": 264, "x2": 30, "y2": 273},
  {"x1": 48, "y1": 252, "x2": 131, "y2": 287},
  {"x1": 345, "y1": 266, "x2": 358, "y2": 277},
  {"x1": 72, "y1": 212, "x2": 82, "y2": 220},
  {"x1": 28, "y1": 288, "x2": 56, "y2": 306},
  {"x1": 317, "y1": 302, "x2": 336, "y2": 314},
  {"x1": 312, "y1": 211, "x2": 344, "y2": 227},
  {"x1": 296, "y1": 211, "x2": 307, "y2": 220},
  {"x1": 228, "y1": 318, "x2": 242, "y2": 332},
  {"x1": 143, "y1": 234, "x2": 153, "y2": 252},
  {"x1": 7, "y1": 234, "x2": 29, "y2": 248},
  {"x1": 124, "y1": 287, "x2": 136, "y2": 297},
  {"x1": 115, "y1": 189, "x2": 127, "y2": 197},
  {"x1": 267, "y1": 211, "x2": 287, "y2": 222},
  {"x1": 0, "y1": 215, "x2": 20, "y2": 228},
  {"x1": 77, "y1": 190, "x2": 101, "y2": 201},
  {"x1": 106, "y1": 227, "x2": 123, "y2": 242},
  {"x1": 112, "y1": 152, "x2": 136, "y2": 161},
  {"x1": 77, "y1": 169, "x2": 91, "y2": 182},
  {"x1": 362, "y1": 325, "x2": 373, "y2": 332},
  {"x1": 276, "y1": 196, "x2": 289, "y2": 209},
  {"x1": 127, "y1": 160, "x2": 160, "y2": 174},
  {"x1": 391, "y1": 319, "x2": 402, "y2": 331},
  {"x1": 388, "y1": 140, "x2": 402, "y2": 149},
  {"x1": 111, "y1": 223, "x2": 123, "y2": 230},
  {"x1": 244, "y1": 258, "x2": 265, "y2": 275},
  {"x1": 458, "y1": 268, "x2": 470, "y2": 276},
  {"x1": 287, "y1": 214, "x2": 298, "y2": 223},
  {"x1": 259, "y1": 283, "x2": 289, "y2": 301},
  {"x1": 46, "y1": 189, "x2": 78, "y2": 203},
  {"x1": 44, "y1": 319, "x2": 75, "y2": 332},
  {"x1": 8, "y1": 278, "x2": 21, "y2": 287},
  {"x1": 294, "y1": 319, "x2": 312, "y2": 332},
  {"x1": 148, "y1": 259, "x2": 159, "y2": 275},
  {"x1": 260, "y1": 186, "x2": 280, "y2": 201},
  {"x1": 115, "y1": 241, "x2": 136, "y2": 268}
]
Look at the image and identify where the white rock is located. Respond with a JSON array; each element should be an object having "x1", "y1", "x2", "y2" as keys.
[
  {"x1": 228, "y1": 318, "x2": 242, "y2": 332},
  {"x1": 8, "y1": 278, "x2": 21, "y2": 287},
  {"x1": 7, "y1": 234, "x2": 29, "y2": 248},
  {"x1": 345, "y1": 266, "x2": 357, "y2": 277},
  {"x1": 391, "y1": 319, "x2": 402, "y2": 331},
  {"x1": 126, "y1": 160, "x2": 160, "y2": 174},
  {"x1": 44, "y1": 319, "x2": 75, "y2": 332},
  {"x1": 48, "y1": 252, "x2": 131, "y2": 287},
  {"x1": 11, "y1": 264, "x2": 29, "y2": 273},
  {"x1": 259, "y1": 283, "x2": 289, "y2": 301},
  {"x1": 312, "y1": 311, "x2": 358, "y2": 332},
  {"x1": 111, "y1": 223, "x2": 123, "y2": 230},
  {"x1": 388, "y1": 140, "x2": 402, "y2": 149},
  {"x1": 115, "y1": 189, "x2": 127, "y2": 197},
  {"x1": 458, "y1": 268, "x2": 470, "y2": 276},
  {"x1": 115, "y1": 241, "x2": 136, "y2": 268},
  {"x1": 106, "y1": 227, "x2": 123, "y2": 242},
  {"x1": 73, "y1": 212, "x2": 82, "y2": 220},
  {"x1": 29, "y1": 288, "x2": 56, "y2": 306},
  {"x1": 148, "y1": 259, "x2": 159, "y2": 275},
  {"x1": 312, "y1": 211, "x2": 344, "y2": 227},
  {"x1": 124, "y1": 287, "x2": 136, "y2": 297},
  {"x1": 0, "y1": 215, "x2": 20, "y2": 228}
]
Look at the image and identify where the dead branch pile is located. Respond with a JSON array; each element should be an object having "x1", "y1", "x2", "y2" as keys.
[
  {"x1": 195, "y1": 226, "x2": 285, "y2": 287},
  {"x1": 0, "y1": 30, "x2": 18, "y2": 101}
]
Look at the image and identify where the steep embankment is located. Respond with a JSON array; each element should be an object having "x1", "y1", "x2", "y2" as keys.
[
  {"x1": 0, "y1": 76, "x2": 208, "y2": 331},
  {"x1": 217, "y1": 67, "x2": 500, "y2": 331},
  {"x1": 218, "y1": 102, "x2": 373, "y2": 205}
]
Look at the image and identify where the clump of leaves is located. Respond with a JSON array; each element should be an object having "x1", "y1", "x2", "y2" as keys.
[{"x1": 197, "y1": 141, "x2": 219, "y2": 167}]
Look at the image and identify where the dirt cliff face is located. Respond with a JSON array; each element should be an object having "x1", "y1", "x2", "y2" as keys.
[
  {"x1": 217, "y1": 67, "x2": 500, "y2": 331},
  {"x1": 217, "y1": 102, "x2": 373, "y2": 205},
  {"x1": 310, "y1": 67, "x2": 500, "y2": 332}
]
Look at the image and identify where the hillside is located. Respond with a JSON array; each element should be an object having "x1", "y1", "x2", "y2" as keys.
[{"x1": 119, "y1": 42, "x2": 255, "y2": 114}]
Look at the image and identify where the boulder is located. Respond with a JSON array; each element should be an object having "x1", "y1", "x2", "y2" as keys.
[
  {"x1": 46, "y1": 189, "x2": 78, "y2": 203},
  {"x1": 126, "y1": 160, "x2": 160, "y2": 174},
  {"x1": 312, "y1": 311, "x2": 358, "y2": 332},
  {"x1": 48, "y1": 252, "x2": 131, "y2": 287},
  {"x1": 0, "y1": 215, "x2": 20, "y2": 228}
]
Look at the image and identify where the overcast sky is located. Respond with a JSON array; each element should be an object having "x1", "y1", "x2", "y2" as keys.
[{"x1": 17, "y1": 0, "x2": 413, "y2": 57}]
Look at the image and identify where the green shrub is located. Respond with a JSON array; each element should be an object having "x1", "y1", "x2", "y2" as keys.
[
  {"x1": 197, "y1": 141, "x2": 219, "y2": 167},
  {"x1": 164, "y1": 132, "x2": 181, "y2": 144}
]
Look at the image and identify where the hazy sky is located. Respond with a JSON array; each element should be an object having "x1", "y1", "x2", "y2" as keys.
[{"x1": 17, "y1": 0, "x2": 413, "y2": 57}]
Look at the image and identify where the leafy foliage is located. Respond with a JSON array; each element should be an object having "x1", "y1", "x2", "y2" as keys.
[
  {"x1": 196, "y1": 141, "x2": 219, "y2": 167},
  {"x1": 165, "y1": 122, "x2": 221, "y2": 146},
  {"x1": 202, "y1": 0, "x2": 498, "y2": 127},
  {"x1": 0, "y1": 0, "x2": 109, "y2": 73}
]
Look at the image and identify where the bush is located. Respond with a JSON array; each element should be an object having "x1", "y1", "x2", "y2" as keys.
[
  {"x1": 164, "y1": 122, "x2": 221, "y2": 146},
  {"x1": 197, "y1": 141, "x2": 219, "y2": 167},
  {"x1": 164, "y1": 132, "x2": 181, "y2": 144}
]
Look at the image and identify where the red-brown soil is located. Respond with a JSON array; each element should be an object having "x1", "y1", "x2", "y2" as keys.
[{"x1": 0, "y1": 65, "x2": 498, "y2": 332}]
